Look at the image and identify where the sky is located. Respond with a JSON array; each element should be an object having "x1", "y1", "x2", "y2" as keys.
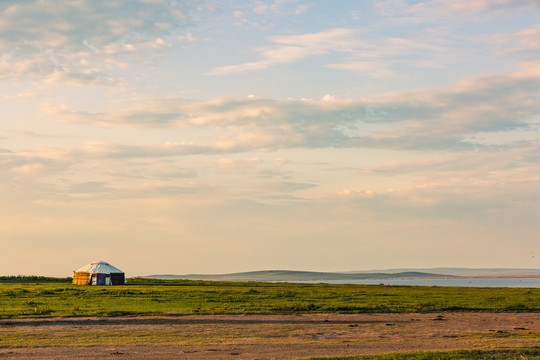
[{"x1": 1, "y1": 0, "x2": 540, "y2": 277}]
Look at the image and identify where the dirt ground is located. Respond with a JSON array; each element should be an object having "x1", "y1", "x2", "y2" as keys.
[{"x1": 0, "y1": 313, "x2": 538, "y2": 359}]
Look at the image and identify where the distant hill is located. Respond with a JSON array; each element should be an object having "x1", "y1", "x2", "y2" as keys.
[
  {"x1": 145, "y1": 270, "x2": 454, "y2": 282},
  {"x1": 345, "y1": 268, "x2": 540, "y2": 277}
]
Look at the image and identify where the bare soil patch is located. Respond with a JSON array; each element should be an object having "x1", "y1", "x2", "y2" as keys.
[{"x1": 0, "y1": 313, "x2": 538, "y2": 359}]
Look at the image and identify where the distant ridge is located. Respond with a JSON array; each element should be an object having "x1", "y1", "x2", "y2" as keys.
[
  {"x1": 346, "y1": 268, "x2": 540, "y2": 277},
  {"x1": 145, "y1": 270, "x2": 454, "y2": 282}
]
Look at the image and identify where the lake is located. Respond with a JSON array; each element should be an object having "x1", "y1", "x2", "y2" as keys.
[{"x1": 299, "y1": 277, "x2": 540, "y2": 288}]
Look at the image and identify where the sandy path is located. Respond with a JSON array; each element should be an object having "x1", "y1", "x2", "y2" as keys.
[{"x1": 0, "y1": 313, "x2": 538, "y2": 359}]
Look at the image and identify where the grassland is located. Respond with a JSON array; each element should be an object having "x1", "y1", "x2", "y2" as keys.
[
  {"x1": 0, "y1": 277, "x2": 538, "y2": 318},
  {"x1": 306, "y1": 349, "x2": 540, "y2": 359}
]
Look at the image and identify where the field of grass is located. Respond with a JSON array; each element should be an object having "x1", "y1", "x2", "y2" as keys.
[
  {"x1": 0, "y1": 277, "x2": 538, "y2": 318},
  {"x1": 306, "y1": 349, "x2": 540, "y2": 359},
  {"x1": 0, "y1": 276, "x2": 72, "y2": 283}
]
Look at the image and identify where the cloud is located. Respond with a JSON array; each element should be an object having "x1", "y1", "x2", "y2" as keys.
[
  {"x1": 252, "y1": 0, "x2": 306, "y2": 16},
  {"x1": 208, "y1": 26, "x2": 454, "y2": 77},
  {"x1": 358, "y1": 146, "x2": 540, "y2": 194},
  {"x1": 0, "y1": 0, "x2": 198, "y2": 83},
  {"x1": 0, "y1": 129, "x2": 69, "y2": 141},
  {"x1": 44, "y1": 70, "x2": 540, "y2": 153},
  {"x1": 411, "y1": 0, "x2": 540, "y2": 16},
  {"x1": 377, "y1": 0, "x2": 540, "y2": 22},
  {"x1": 494, "y1": 25, "x2": 540, "y2": 63},
  {"x1": 4, "y1": 91, "x2": 42, "y2": 99},
  {"x1": 333, "y1": 179, "x2": 540, "y2": 230},
  {"x1": 326, "y1": 61, "x2": 395, "y2": 78},
  {"x1": 0, "y1": 144, "x2": 219, "y2": 203},
  {"x1": 208, "y1": 28, "x2": 361, "y2": 75},
  {"x1": 3, "y1": 67, "x2": 539, "y2": 213},
  {"x1": 70, "y1": 181, "x2": 109, "y2": 194},
  {"x1": 253, "y1": 3, "x2": 269, "y2": 15},
  {"x1": 269, "y1": 181, "x2": 317, "y2": 192}
]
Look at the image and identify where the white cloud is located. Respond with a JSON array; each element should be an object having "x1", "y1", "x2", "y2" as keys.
[
  {"x1": 253, "y1": 3, "x2": 269, "y2": 15},
  {"x1": 42, "y1": 70, "x2": 540, "y2": 154},
  {"x1": 208, "y1": 28, "x2": 361, "y2": 75},
  {"x1": 4, "y1": 91, "x2": 42, "y2": 99},
  {"x1": 0, "y1": 0, "x2": 198, "y2": 83},
  {"x1": 494, "y1": 25, "x2": 540, "y2": 63},
  {"x1": 209, "y1": 26, "x2": 454, "y2": 77},
  {"x1": 326, "y1": 61, "x2": 395, "y2": 78},
  {"x1": 378, "y1": 0, "x2": 540, "y2": 22},
  {"x1": 270, "y1": 28, "x2": 361, "y2": 50},
  {"x1": 409, "y1": 0, "x2": 539, "y2": 16},
  {"x1": 251, "y1": 0, "x2": 303, "y2": 15}
]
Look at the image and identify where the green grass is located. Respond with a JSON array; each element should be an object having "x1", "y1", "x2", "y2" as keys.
[
  {"x1": 0, "y1": 277, "x2": 538, "y2": 318},
  {"x1": 0, "y1": 275, "x2": 72, "y2": 283},
  {"x1": 305, "y1": 348, "x2": 540, "y2": 359}
]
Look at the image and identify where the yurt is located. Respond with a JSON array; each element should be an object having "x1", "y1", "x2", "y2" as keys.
[{"x1": 73, "y1": 261, "x2": 125, "y2": 285}]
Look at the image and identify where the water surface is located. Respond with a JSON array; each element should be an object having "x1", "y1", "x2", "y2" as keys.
[{"x1": 299, "y1": 277, "x2": 540, "y2": 288}]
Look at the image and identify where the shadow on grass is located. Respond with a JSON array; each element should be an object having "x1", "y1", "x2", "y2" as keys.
[{"x1": 0, "y1": 316, "x2": 406, "y2": 327}]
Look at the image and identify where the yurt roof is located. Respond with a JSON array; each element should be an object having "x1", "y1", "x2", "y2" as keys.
[{"x1": 75, "y1": 261, "x2": 124, "y2": 274}]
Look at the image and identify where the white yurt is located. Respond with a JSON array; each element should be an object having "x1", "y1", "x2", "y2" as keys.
[{"x1": 73, "y1": 261, "x2": 126, "y2": 285}]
